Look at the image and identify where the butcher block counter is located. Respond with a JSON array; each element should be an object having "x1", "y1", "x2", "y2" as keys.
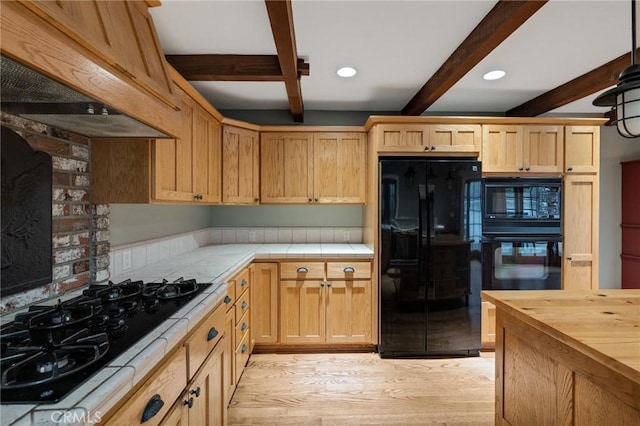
[{"x1": 482, "y1": 290, "x2": 640, "y2": 425}]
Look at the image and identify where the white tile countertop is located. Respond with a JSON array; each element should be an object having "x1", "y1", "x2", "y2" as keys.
[{"x1": 3, "y1": 243, "x2": 373, "y2": 425}]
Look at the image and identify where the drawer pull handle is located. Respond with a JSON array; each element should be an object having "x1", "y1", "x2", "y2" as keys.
[
  {"x1": 241, "y1": 322, "x2": 248, "y2": 331},
  {"x1": 567, "y1": 167, "x2": 574, "y2": 171},
  {"x1": 141, "y1": 394, "x2": 164, "y2": 423},
  {"x1": 241, "y1": 301, "x2": 248, "y2": 309},
  {"x1": 184, "y1": 397, "x2": 194, "y2": 409},
  {"x1": 191, "y1": 387, "x2": 201, "y2": 398},
  {"x1": 241, "y1": 344, "x2": 248, "y2": 353},
  {"x1": 567, "y1": 256, "x2": 573, "y2": 261},
  {"x1": 207, "y1": 327, "x2": 219, "y2": 341},
  {"x1": 224, "y1": 295, "x2": 232, "y2": 304},
  {"x1": 343, "y1": 267, "x2": 355, "y2": 273},
  {"x1": 241, "y1": 278, "x2": 247, "y2": 287},
  {"x1": 296, "y1": 267, "x2": 308, "y2": 273}
]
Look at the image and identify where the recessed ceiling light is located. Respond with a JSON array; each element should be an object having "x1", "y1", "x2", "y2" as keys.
[
  {"x1": 337, "y1": 66, "x2": 357, "y2": 78},
  {"x1": 483, "y1": 70, "x2": 506, "y2": 81}
]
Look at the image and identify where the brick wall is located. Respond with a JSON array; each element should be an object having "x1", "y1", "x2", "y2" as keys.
[{"x1": 0, "y1": 113, "x2": 109, "y2": 313}]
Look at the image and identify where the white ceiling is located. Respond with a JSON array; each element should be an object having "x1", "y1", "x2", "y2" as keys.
[{"x1": 149, "y1": 0, "x2": 637, "y2": 116}]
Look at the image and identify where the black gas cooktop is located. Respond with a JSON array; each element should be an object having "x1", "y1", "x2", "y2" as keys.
[{"x1": 0, "y1": 278, "x2": 211, "y2": 404}]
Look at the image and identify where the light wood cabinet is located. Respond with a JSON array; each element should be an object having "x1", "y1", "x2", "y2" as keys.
[
  {"x1": 228, "y1": 267, "x2": 252, "y2": 388},
  {"x1": 260, "y1": 132, "x2": 314, "y2": 203},
  {"x1": 375, "y1": 123, "x2": 480, "y2": 154},
  {"x1": 563, "y1": 174, "x2": 599, "y2": 290},
  {"x1": 251, "y1": 263, "x2": 279, "y2": 346},
  {"x1": 163, "y1": 337, "x2": 227, "y2": 426},
  {"x1": 313, "y1": 133, "x2": 367, "y2": 203},
  {"x1": 564, "y1": 126, "x2": 600, "y2": 174},
  {"x1": 223, "y1": 125, "x2": 260, "y2": 204},
  {"x1": 22, "y1": 0, "x2": 177, "y2": 109},
  {"x1": 482, "y1": 125, "x2": 563, "y2": 173},
  {"x1": 260, "y1": 131, "x2": 366, "y2": 204},
  {"x1": 279, "y1": 260, "x2": 372, "y2": 345},
  {"x1": 92, "y1": 86, "x2": 222, "y2": 204}
]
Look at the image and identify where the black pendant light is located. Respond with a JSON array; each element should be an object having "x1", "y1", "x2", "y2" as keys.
[{"x1": 593, "y1": 0, "x2": 640, "y2": 138}]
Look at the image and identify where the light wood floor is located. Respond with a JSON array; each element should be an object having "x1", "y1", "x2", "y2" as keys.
[{"x1": 228, "y1": 352, "x2": 495, "y2": 425}]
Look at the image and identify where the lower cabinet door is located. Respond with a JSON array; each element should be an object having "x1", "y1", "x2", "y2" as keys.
[
  {"x1": 184, "y1": 340, "x2": 227, "y2": 426},
  {"x1": 279, "y1": 280, "x2": 325, "y2": 343},
  {"x1": 325, "y1": 280, "x2": 372, "y2": 343}
]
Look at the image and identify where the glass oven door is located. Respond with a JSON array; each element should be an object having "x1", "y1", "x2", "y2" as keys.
[{"x1": 482, "y1": 236, "x2": 562, "y2": 290}]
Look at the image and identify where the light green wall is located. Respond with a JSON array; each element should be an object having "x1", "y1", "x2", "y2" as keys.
[
  {"x1": 109, "y1": 204, "x2": 212, "y2": 245},
  {"x1": 209, "y1": 205, "x2": 363, "y2": 227}
]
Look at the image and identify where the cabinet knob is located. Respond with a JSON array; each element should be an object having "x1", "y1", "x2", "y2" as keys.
[
  {"x1": 184, "y1": 397, "x2": 194, "y2": 409},
  {"x1": 141, "y1": 394, "x2": 164, "y2": 422},
  {"x1": 254, "y1": 197, "x2": 259, "y2": 202},
  {"x1": 241, "y1": 301, "x2": 248, "y2": 309},
  {"x1": 320, "y1": 282, "x2": 325, "y2": 287},
  {"x1": 191, "y1": 387, "x2": 201, "y2": 398},
  {"x1": 518, "y1": 167, "x2": 524, "y2": 171},
  {"x1": 308, "y1": 198, "x2": 313, "y2": 202},
  {"x1": 241, "y1": 278, "x2": 247, "y2": 287},
  {"x1": 567, "y1": 256, "x2": 573, "y2": 261},
  {"x1": 224, "y1": 295, "x2": 232, "y2": 304},
  {"x1": 430, "y1": 146, "x2": 436, "y2": 151},
  {"x1": 241, "y1": 344, "x2": 248, "y2": 354},
  {"x1": 343, "y1": 266, "x2": 355, "y2": 273},
  {"x1": 296, "y1": 267, "x2": 308, "y2": 273},
  {"x1": 315, "y1": 198, "x2": 319, "y2": 202},
  {"x1": 241, "y1": 322, "x2": 248, "y2": 331},
  {"x1": 525, "y1": 167, "x2": 530, "y2": 171},
  {"x1": 424, "y1": 146, "x2": 429, "y2": 151},
  {"x1": 327, "y1": 282, "x2": 332, "y2": 287},
  {"x1": 567, "y1": 167, "x2": 573, "y2": 171}
]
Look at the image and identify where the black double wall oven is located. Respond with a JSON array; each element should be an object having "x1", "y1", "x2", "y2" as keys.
[{"x1": 481, "y1": 178, "x2": 563, "y2": 291}]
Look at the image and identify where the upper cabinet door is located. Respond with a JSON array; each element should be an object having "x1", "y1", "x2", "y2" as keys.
[
  {"x1": 564, "y1": 126, "x2": 600, "y2": 174},
  {"x1": 223, "y1": 126, "x2": 260, "y2": 204},
  {"x1": 313, "y1": 132, "x2": 367, "y2": 204},
  {"x1": 260, "y1": 132, "x2": 314, "y2": 204},
  {"x1": 193, "y1": 107, "x2": 222, "y2": 204},
  {"x1": 375, "y1": 124, "x2": 430, "y2": 152},
  {"x1": 428, "y1": 124, "x2": 481, "y2": 153},
  {"x1": 153, "y1": 88, "x2": 195, "y2": 202},
  {"x1": 523, "y1": 125, "x2": 564, "y2": 173},
  {"x1": 482, "y1": 125, "x2": 523, "y2": 173}
]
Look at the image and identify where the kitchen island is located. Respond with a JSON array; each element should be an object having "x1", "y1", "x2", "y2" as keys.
[{"x1": 482, "y1": 289, "x2": 640, "y2": 425}]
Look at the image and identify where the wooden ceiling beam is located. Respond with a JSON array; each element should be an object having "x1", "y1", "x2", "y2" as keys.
[
  {"x1": 265, "y1": 0, "x2": 304, "y2": 122},
  {"x1": 165, "y1": 54, "x2": 309, "y2": 82},
  {"x1": 402, "y1": 0, "x2": 548, "y2": 116},
  {"x1": 506, "y1": 49, "x2": 640, "y2": 116}
]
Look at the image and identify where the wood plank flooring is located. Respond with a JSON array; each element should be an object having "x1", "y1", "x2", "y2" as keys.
[{"x1": 228, "y1": 352, "x2": 495, "y2": 425}]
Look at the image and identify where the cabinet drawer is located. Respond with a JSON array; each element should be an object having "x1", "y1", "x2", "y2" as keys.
[
  {"x1": 326, "y1": 262, "x2": 371, "y2": 280},
  {"x1": 185, "y1": 304, "x2": 225, "y2": 380},
  {"x1": 222, "y1": 282, "x2": 235, "y2": 312},
  {"x1": 235, "y1": 289, "x2": 250, "y2": 325},
  {"x1": 234, "y1": 268, "x2": 250, "y2": 298},
  {"x1": 106, "y1": 347, "x2": 186, "y2": 426},
  {"x1": 235, "y1": 309, "x2": 250, "y2": 348},
  {"x1": 234, "y1": 331, "x2": 250, "y2": 384},
  {"x1": 280, "y1": 262, "x2": 325, "y2": 280}
]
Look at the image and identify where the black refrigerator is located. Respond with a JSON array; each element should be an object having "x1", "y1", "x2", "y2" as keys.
[{"x1": 379, "y1": 158, "x2": 482, "y2": 357}]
